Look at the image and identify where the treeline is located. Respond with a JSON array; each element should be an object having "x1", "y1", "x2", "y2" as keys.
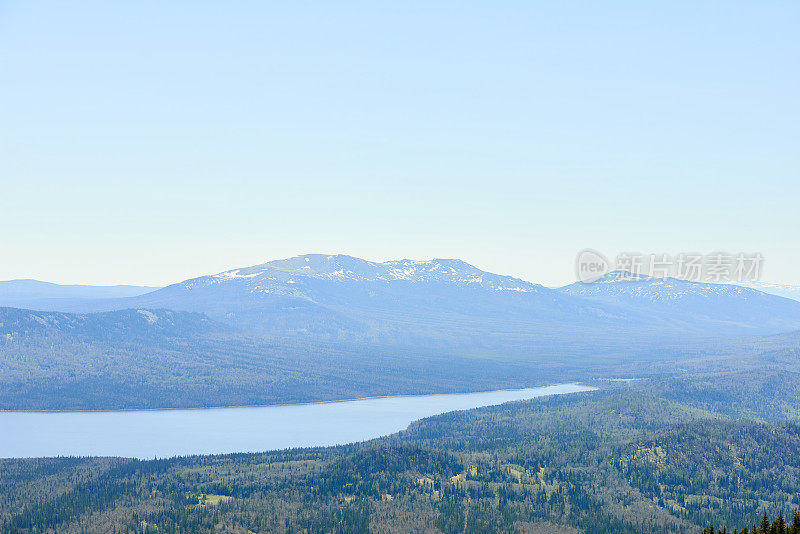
[
  {"x1": 705, "y1": 510, "x2": 800, "y2": 534},
  {"x1": 4, "y1": 383, "x2": 800, "y2": 533}
]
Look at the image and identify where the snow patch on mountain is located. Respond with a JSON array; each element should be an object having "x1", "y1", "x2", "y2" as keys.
[
  {"x1": 560, "y1": 271, "x2": 768, "y2": 303},
  {"x1": 731, "y1": 281, "x2": 800, "y2": 302},
  {"x1": 184, "y1": 254, "x2": 543, "y2": 293}
]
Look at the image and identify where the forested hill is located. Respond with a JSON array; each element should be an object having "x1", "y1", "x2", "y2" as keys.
[
  {"x1": 4, "y1": 256, "x2": 800, "y2": 413},
  {"x1": 0, "y1": 306, "x2": 226, "y2": 343},
  {"x1": 0, "y1": 306, "x2": 574, "y2": 411},
  {"x1": 2, "y1": 300, "x2": 799, "y2": 411},
  {"x1": 2, "y1": 372, "x2": 800, "y2": 533}
]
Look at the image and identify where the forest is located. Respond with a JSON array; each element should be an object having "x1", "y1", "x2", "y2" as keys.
[
  {"x1": 0, "y1": 304, "x2": 786, "y2": 412},
  {"x1": 2, "y1": 371, "x2": 800, "y2": 533}
]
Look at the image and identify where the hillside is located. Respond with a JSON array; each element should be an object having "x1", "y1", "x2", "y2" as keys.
[
  {"x1": 559, "y1": 271, "x2": 800, "y2": 333},
  {"x1": 82, "y1": 255, "x2": 800, "y2": 355},
  {"x1": 3, "y1": 373, "x2": 800, "y2": 533},
  {"x1": 0, "y1": 306, "x2": 573, "y2": 411},
  {"x1": 0, "y1": 306, "x2": 224, "y2": 343},
  {"x1": 4, "y1": 256, "x2": 800, "y2": 410}
]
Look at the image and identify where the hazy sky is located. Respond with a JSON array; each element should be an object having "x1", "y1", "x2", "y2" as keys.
[{"x1": 1, "y1": 1, "x2": 798, "y2": 286}]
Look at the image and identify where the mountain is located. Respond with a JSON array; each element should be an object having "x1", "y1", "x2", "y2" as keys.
[
  {"x1": 88, "y1": 256, "x2": 800, "y2": 355},
  {"x1": 733, "y1": 280, "x2": 800, "y2": 302},
  {"x1": 96, "y1": 255, "x2": 645, "y2": 350},
  {"x1": 558, "y1": 271, "x2": 800, "y2": 333},
  {"x1": 5, "y1": 258, "x2": 800, "y2": 410},
  {"x1": 0, "y1": 279, "x2": 159, "y2": 311},
  {"x1": 177, "y1": 254, "x2": 543, "y2": 294}
]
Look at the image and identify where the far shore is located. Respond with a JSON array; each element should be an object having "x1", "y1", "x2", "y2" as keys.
[{"x1": 0, "y1": 383, "x2": 596, "y2": 415}]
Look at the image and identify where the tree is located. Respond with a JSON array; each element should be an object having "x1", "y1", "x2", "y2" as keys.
[
  {"x1": 790, "y1": 510, "x2": 800, "y2": 534},
  {"x1": 776, "y1": 511, "x2": 786, "y2": 534}
]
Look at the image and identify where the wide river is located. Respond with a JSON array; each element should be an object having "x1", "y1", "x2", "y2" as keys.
[{"x1": 0, "y1": 384, "x2": 595, "y2": 459}]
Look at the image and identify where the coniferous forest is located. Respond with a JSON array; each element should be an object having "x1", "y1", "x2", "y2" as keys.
[
  {"x1": 3, "y1": 370, "x2": 800, "y2": 533},
  {"x1": 3, "y1": 0, "x2": 798, "y2": 531}
]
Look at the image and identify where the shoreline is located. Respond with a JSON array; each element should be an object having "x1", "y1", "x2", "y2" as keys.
[{"x1": 0, "y1": 383, "x2": 596, "y2": 415}]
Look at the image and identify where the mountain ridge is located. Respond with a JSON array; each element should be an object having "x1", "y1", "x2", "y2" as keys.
[
  {"x1": 75, "y1": 255, "x2": 800, "y2": 349},
  {"x1": 0, "y1": 279, "x2": 161, "y2": 311},
  {"x1": 5, "y1": 255, "x2": 800, "y2": 353},
  {"x1": 195, "y1": 254, "x2": 544, "y2": 293}
]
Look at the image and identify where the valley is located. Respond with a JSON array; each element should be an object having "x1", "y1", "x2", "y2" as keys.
[{"x1": 2, "y1": 255, "x2": 799, "y2": 412}]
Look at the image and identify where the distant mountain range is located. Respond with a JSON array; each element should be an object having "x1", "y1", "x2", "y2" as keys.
[
  {"x1": 103, "y1": 255, "x2": 599, "y2": 346},
  {"x1": 732, "y1": 280, "x2": 800, "y2": 302},
  {"x1": 4, "y1": 254, "x2": 800, "y2": 410},
  {"x1": 0, "y1": 279, "x2": 159, "y2": 311},
  {"x1": 559, "y1": 271, "x2": 800, "y2": 335},
  {"x1": 5, "y1": 254, "x2": 793, "y2": 356},
  {"x1": 0, "y1": 257, "x2": 798, "y2": 357}
]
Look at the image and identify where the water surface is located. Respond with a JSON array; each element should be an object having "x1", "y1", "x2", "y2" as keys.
[{"x1": 0, "y1": 384, "x2": 595, "y2": 459}]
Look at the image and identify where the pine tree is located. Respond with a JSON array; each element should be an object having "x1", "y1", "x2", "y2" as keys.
[{"x1": 763, "y1": 512, "x2": 772, "y2": 534}]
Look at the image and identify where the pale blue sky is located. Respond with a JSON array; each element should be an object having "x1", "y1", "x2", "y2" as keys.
[{"x1": 1, "y1": 1, "x2": 798, "y2": 286}]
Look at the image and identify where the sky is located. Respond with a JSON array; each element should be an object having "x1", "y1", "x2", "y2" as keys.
[{"x1": 1, "y1": 1, "x2": 798, "y2": 286}]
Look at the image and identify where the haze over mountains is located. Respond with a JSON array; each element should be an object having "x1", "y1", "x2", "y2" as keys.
[
  {"x1": 559, "y1": 271, "x2": 800, "y2": 334},
  {"x1": 3, "y1": 255, "x2": 800, "y2": 352},
  {"x1": 734, "y1": 280, "x2": 800, "y2": 302},
  {"x1": 4, "y1": 254, "x2": 800, "y2": 410},
  {"x1": 0, "y1": 279, "x2": 159, "y2": 311}
]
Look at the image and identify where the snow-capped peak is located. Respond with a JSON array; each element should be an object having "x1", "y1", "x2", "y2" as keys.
[
  {"x1": 587, "y1": 270, "x2": 653, "y2": 283},
  {"x1": 559, "y1": 271, "x2": 765, "y2": 303},
  {"x1": 186, "y1": 254, "x2": 544, "y2": 293}
]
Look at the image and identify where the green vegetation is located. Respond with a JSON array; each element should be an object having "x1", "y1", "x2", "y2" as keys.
[
  {"x1": 1, "y1": 306, "x2": 781, "y2": 412},
  {"x1": 3, "y1": 308, "x2": 800, "y2": 532},
  {"x1": 3, "y1": 373, "x2": 800, "y2": 533},
  {"x1": 704, "y1": 510, "x2": 800, "y2": 534},
  {"x1": 0, "y1": 307, "x2": 567, "y2": 410}
]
